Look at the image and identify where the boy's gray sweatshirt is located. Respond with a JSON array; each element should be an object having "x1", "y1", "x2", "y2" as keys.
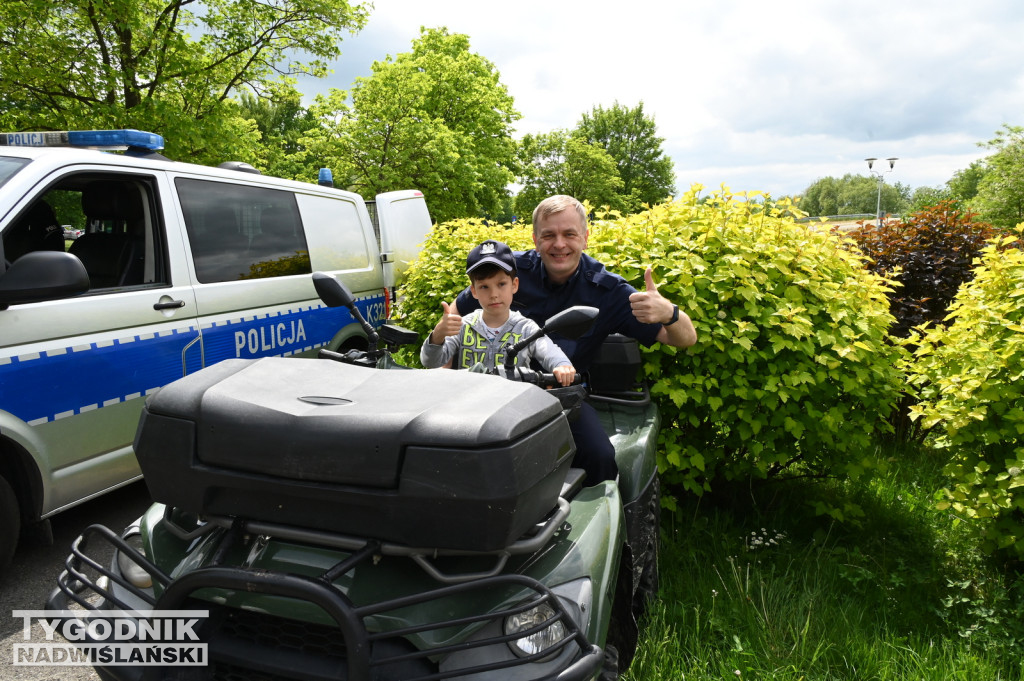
[{"x1": 420, "y1": 309, "x2": 572, "y2": 372}]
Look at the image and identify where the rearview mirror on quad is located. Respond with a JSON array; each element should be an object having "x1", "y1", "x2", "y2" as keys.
[
  {"x1": 503, "y1": 305, "x2": 598, "y2": 371},
  {"x1": 312, "y1": 271, "x2": 379, "y2": 349},
  {"x1": 312, "y1": 271, "x2": 356, "y2": 309},
  {"x1": 543, "y1": 305, "x2": 599, "y2": 340}
]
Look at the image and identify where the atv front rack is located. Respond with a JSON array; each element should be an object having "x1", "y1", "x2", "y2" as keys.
[
  {"x1": 48, "y1": 482, "x2": 600, "y2": 681},
  {"x1": 197, "y1": 496, "x2": 570, "y2": 585},
  {"x1": 160, "y1": 469, "x2": 584, "y2": 585}
]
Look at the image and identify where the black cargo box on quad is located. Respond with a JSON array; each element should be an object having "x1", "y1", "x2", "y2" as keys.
[{"x1": 133, "y1": 358, "x2": 575, "y2": 551}]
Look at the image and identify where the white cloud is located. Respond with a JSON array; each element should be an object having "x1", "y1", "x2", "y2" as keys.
[{"x1": 300, "y1": 0, "x2": 1024, "y2": 197}]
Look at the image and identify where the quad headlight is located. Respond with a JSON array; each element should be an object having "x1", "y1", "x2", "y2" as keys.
[
  {"x1": 504, "y1": 602, "x2": 567, "y2": 658},
  {"x1": 439, "y1": 579, "x2": 593, "y2": 678}
]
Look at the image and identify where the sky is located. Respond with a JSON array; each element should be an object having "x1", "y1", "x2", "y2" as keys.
[{"x1": 297, "y1": 0, "x2": 1024, "y2": 198}]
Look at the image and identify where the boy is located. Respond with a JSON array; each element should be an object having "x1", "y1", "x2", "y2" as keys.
[{"x1": 421, "y1": 240, "x2": 577, "y2": 386}]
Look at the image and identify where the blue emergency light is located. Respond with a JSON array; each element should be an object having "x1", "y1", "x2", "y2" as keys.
[{"x1": 0, "y1": 129, "x2": 165, "y2": 151}]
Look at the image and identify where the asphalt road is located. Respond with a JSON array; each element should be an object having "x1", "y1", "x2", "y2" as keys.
[{"x1": 0, "y1": 481, "x2": 153, "y2": 680}]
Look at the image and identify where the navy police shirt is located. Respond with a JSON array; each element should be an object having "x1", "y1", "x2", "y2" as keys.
[{"x1": 455, "y1": 250, "x2": 661, "y2": 372}]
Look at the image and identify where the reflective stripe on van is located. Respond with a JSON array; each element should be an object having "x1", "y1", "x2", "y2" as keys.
[
  {"x1": 1, "y1": 294, "x2": 385, "y2": 425},
  {"x1": 2, "y1": 326, "x2": 198, "y2": 426},
  {"x1": 201, "y1": 294, "x2": 386, "y2": 364}
]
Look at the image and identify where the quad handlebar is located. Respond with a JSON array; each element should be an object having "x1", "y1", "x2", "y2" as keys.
[{"x1": 312, "y1": 271, "x2": 599, "y2": 381}]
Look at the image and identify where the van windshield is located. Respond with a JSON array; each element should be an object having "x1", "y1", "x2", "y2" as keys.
[{"x1": 0, "y1": 157, "x2": 29, "y2": 190}]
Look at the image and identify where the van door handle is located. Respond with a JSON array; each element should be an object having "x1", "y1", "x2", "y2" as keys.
[{"x1": 153, "y1": 299, "x2": 186, "y2": 310}]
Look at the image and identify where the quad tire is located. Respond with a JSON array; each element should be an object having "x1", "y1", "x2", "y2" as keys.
[
  {"x1": 599, "y1": 644, "x2": 619, "y2": 681},
  {"x1": 632, "y1": 475, "x2": 661, "y2": 618}
]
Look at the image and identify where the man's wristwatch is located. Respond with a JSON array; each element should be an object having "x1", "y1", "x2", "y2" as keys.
[{"x1": 664, "y1": 304, "x2": 680, "y2": 326}]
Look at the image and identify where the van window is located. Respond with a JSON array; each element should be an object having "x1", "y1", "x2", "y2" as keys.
[
  {"x1": 295, "y1": 193, "x2": 371, "y2": 272},
  {"x1": 0, "y1": 157, "x2": 28, "y2": 190},
  {"x1": 176, "y1": 179, "x2": 311, "y2": 283},
  {"x1": 1, "y1": 174, "x2": 166, "y2": 289}
]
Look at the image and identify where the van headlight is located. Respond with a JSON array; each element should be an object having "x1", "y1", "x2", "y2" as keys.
[
  {"x1": 116, "y1": 533, "x2": 153, "y2": 589},
  {"x1": 504, "y1": 602, "x2": 567, "y2": 658}
]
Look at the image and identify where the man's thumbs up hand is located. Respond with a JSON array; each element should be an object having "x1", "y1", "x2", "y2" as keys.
[
  {"x1": 644, "y1": 266, "x2": 658, "y2": 293},
  {"x1": 629, "y1": 267, "x2": 673, "y2": 325}
]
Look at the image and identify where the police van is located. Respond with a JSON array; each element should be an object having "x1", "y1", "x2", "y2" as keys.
[{"x1": 0, "y1": 129, "x2": 433, "y2": 566}]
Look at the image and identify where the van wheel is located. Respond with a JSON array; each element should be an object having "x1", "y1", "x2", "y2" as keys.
[
  {"x1": 599, "y1": 644, "x2": 620, "y2": 681},
  {"x1": 0, "y1": 476, "x2": 20, "y2": 568}
]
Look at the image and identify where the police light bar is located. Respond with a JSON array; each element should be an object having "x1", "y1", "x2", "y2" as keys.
[{"x1": 0, "y1": 129, "x2": 164, "y2": 151}]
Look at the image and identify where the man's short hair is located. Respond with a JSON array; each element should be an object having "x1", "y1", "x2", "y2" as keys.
[{"x1": 532, "y1": 195, "x2": 587, "y2": 234}]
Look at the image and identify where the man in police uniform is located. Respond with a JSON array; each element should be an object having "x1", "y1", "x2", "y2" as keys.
[{"x1": 453, "y1": 194, "x2": 697, "y2": 482}]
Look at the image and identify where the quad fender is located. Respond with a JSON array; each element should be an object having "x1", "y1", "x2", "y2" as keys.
[
  {"x1": 516, "y1": 481, "x2": 626, "y2": 645},
  {"x1": 600, "y1": 400, "x2": 661, "y2": 507},
  {"x1": 592, "y1": 396, "x2": 662, "y2": 626}
]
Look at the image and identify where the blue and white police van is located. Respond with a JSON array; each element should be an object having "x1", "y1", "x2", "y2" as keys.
[{"x1": 0, "y1": 130, "x2": 433, "y2": 566}]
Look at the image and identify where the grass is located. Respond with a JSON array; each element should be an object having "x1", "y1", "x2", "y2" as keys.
[{"x1": 625, "y1": 443, "x2": 1024, "y2": 680}]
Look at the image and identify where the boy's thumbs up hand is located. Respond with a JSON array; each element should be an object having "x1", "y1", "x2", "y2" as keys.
[
  {"x1": 430, "y1": 301, "x2": 463, "y2": 344},
  {"x1": 629, "y1": 266, "x2": 674, "y2": 325}
]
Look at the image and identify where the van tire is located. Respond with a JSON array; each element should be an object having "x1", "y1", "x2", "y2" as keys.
[{"x1": 0, "y1": 476, "x2": 20, "y2": 568}]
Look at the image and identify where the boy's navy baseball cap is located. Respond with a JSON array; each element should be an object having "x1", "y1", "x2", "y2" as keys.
[{"x1": 466, "y1": 240, "x2": 516, "y2": 275}]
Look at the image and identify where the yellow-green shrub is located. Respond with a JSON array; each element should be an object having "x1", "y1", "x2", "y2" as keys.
[
  {"x1": 586, "y1": 189, "x2": 905, "y2": 501},
  {"x1": 906, "y1": 229, "x2": 1024, "y2": 557},
  {"x1": 395, "y1": 189, "x2": 906, "y2": 506},
  {"x1": 394, "y1": 219, "x2": 533, "y2": 364}
]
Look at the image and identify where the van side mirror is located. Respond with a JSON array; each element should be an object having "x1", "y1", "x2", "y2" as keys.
[{"x1": 0, "y1": 251, "x2": 90, "y2": 309}]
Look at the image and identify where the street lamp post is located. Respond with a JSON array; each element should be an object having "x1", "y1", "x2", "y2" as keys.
[{"x1": 865, "y1": 157, "x2": 898, "y2": 227}]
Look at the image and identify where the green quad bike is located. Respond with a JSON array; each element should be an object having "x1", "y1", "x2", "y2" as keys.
[{"x1": 48, "y1": 272, "x2": 662, "y2": 681}]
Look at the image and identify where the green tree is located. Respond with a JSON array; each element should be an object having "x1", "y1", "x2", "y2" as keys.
[
  {"x1": 798, "y1": 174, "x2": 908, "y2": 217},
  {"x1": 307, "y1": 27, "x2": 519, "y2": 223},
  {"x1": 0, "y1": 0, "x2": 369, "y2": 164},
  {"x1": 513, "y1": 130, "x2": 623, "y2": 217},
  {"x1": 574, "y1": 101, "x2": 675, "y2": 211},
  {"x1": 238, "y1": 84, "x2": 320, "y2": 181},
  {"x1": 946, "y1": 160, "x2": 986, "y2": 205},
  {"x1": 972, "y1": 125, "x2": 1024, "y2": 229},
  {"x1": 797, "y1": 177, "x2": 839, "y2": 216},
  {"x1": 905, "y1": 161, "x2": 987, "y2": 214},
  {"x1": 908, "y1": 185, "x2": 949, "y2": 213}
]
